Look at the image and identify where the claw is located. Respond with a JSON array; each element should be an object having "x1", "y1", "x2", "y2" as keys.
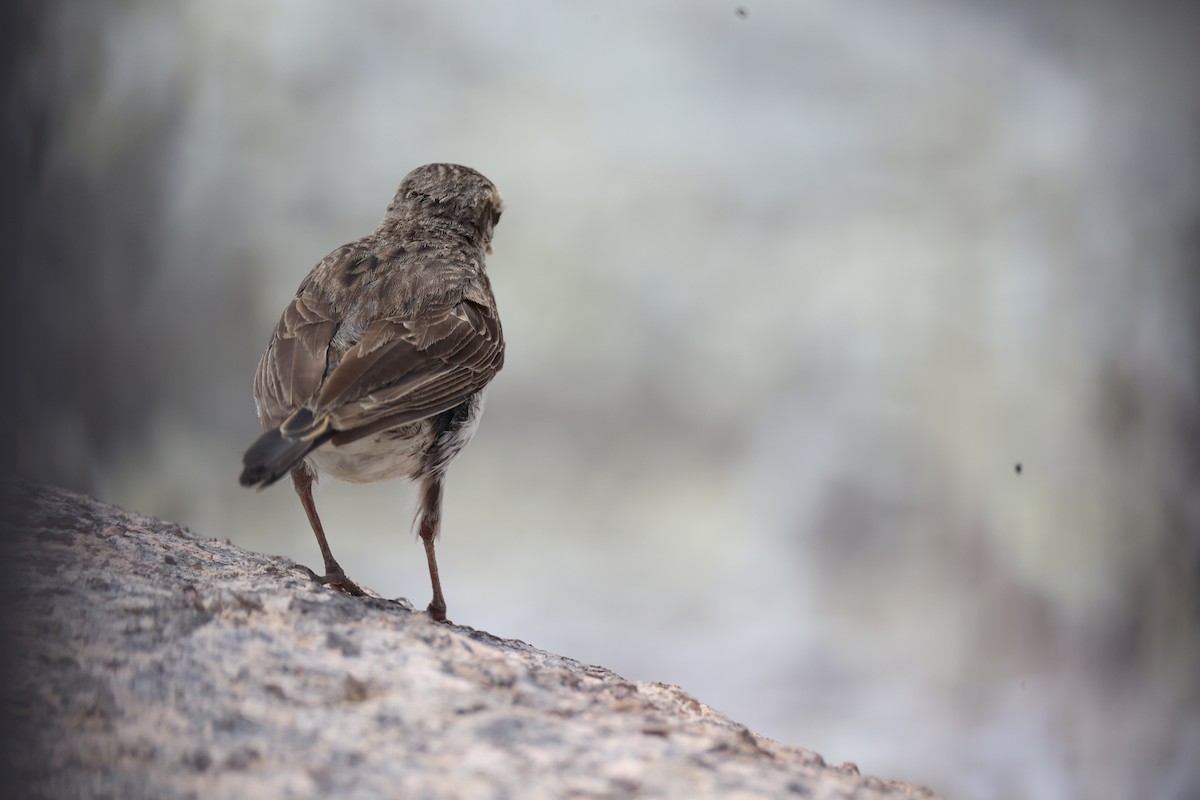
[{"x1": 314, "y1": 568, "x2": 365, "y2": 596}]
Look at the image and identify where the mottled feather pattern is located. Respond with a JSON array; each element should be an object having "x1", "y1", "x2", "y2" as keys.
[
  {"x1": 250, "y1": 212, "x2": 503, "y2": 454},
  {"x1": 238, "y1": 163, "x2": 505, "y2": 620}
]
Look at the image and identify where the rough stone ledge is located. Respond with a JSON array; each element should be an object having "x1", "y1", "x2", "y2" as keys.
[{"x1": 0, "y1": 482, "x2": 939, "y2": 799}]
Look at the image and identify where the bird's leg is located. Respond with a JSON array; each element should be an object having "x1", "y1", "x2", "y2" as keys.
[
  {"x1": 418, "y1": 476, "x2": 448, "y2": 622},
  {"x1": 291, "y1": 465, "x2": 364, "y2": 596}
]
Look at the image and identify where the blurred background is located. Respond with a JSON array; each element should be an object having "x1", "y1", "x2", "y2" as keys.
[{"x1": 5, "y1": 0, "x2": 1199, "y2": 797}]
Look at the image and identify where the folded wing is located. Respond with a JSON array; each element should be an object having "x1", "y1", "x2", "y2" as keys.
[
  {"x1": 318, "y1": 297, "x2": 504, "y2": 443},
  {"x1": 242, "y1": 279, "x2": 503, "y2": 488}
]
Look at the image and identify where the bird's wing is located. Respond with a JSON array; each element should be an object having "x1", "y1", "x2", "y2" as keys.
[
  {"x1": 253, "y1": 292, "x2": 339, "y2": 431},
  {"x1": 317, "y1": 295, "x2": 504, "y2": 442},
  {"x1": 253, "y1": 236, "x2": 503, "y2": 443}
]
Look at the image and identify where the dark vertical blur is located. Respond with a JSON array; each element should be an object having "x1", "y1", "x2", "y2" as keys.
[
  {"x1": 4, "y1": 1, "x2": 263, "y2": 495},
  {"x1": 1, "y1": 1, "x2": 45, "y2": 787},
  {"x1": 6, "y1": 1, "x2": 182, "y2": 491},
  {"x1": 1, "y1": 0, "x2": 39, "y2": 482}
]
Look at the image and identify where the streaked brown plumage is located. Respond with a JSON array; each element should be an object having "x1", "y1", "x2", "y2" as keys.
[{"x1": 239, "y1": 163, "x2": 504, "y2": 621}]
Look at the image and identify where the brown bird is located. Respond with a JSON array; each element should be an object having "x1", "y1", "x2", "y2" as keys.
[{"x1": 239, "y1": 163, "x2": 505, "y2": 622}]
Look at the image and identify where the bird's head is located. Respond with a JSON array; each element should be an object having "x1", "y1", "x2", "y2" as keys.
[{"x1": 385, "y1": 163, "x2": 504, "y2": 253}]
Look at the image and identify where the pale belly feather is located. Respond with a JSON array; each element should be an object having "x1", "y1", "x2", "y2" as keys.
[
  {"x1": 304, "y1": 390, "x2": 487, "y2": 484},
  {"x1": 306, "y1": 422, "x2": 433, "y2": 483}
]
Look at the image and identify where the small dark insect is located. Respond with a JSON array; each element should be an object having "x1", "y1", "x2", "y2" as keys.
[
  {"x1": 1014, "y1": 462, "x2": 1023, "y2": 475},
  {"x1": 735, "y1": 7, "x2": 748, "y2": 18}
]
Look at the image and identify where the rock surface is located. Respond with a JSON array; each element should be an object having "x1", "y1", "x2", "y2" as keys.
[{"x1": 1, "y1": 483, "x2": 939, "y2": 799}]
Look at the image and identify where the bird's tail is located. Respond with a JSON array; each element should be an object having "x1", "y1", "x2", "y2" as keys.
[{"x1": 239, "y1": 409, "x2": 334, "y2": 489}]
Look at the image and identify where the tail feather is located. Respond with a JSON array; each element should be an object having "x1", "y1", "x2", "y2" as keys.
[{"x1": 239, "y1": 409, "x2": 334, "y2": 489}]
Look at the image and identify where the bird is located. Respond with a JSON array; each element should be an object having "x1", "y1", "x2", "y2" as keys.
[{"x1": 239, "y1": 163, "x2": 505, "y2": 622}]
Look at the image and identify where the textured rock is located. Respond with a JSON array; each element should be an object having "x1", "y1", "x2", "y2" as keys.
[{"x1": 1, "y1": 483, "x2": 939, "y2": 799}]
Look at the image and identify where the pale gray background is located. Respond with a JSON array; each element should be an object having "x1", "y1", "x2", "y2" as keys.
[{"x1": 9, "y1": 1, "x2": 1199, "y2": 798}]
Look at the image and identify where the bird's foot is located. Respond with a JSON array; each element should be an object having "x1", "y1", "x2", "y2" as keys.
[
  {"x1": 427, "y1": 600, "x2": 448, "y2": 623},
  {"x1": 309, "y1": 566, "x2": 365, "y2": 596}
]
